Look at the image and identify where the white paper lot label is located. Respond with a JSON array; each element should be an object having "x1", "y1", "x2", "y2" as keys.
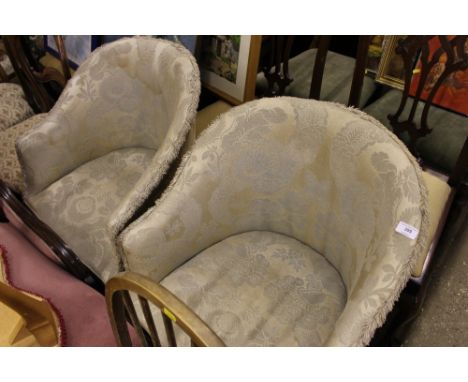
[{"x1": 395, "y1": 221, "x2": 419, "y2": 240}]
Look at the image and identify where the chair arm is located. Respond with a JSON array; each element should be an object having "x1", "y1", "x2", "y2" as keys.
[
  {"x1": 106, "y1": 271, "x2": 225, "y2": 347},
  {"x1": 15, "y1": 98, "x2": 104, "y2": 195}
]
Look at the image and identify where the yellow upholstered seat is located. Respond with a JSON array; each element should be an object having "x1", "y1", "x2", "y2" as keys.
[
  {"x1": 412, "y1": 171, "x2": 452, "y2": 278},
  {"x1": 195, "y1": 100, "x2": 232, "y2": 137}
]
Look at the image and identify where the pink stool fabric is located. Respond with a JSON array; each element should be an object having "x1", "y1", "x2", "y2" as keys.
[{"x1": 0, "y1": 222, "x2": 118, "y2": 346}]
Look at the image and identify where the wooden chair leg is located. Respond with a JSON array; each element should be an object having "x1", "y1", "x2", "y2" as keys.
[
  {"x1": 369, "y1": 281, "x2": 425, "y2": 346},
  {"x1": 0, "y1": 205, "x2": 8, "y2": 222},
  {"x1": 0, "y1": 182, "x2": 11, "y2": 223},
  {"x1": 0, "y1": 180, "x2": 105, "y2": 293}
]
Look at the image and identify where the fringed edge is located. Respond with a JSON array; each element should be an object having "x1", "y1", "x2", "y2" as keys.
[
  {"x1": 300, "y1": 98, "x2": 431, "y2": 346},
  {"x1": 0, "y1": 244, "x2": 67, "y2": 346},
  {"x1": 119, "y1": 96, "x2": 431, "y2": 346},
  {"x1": 118, "y1": 148, "x2": 196, "y2": 272},
  {"x1": 107, "y1": 38, "x2": 202, "y2": 269}
]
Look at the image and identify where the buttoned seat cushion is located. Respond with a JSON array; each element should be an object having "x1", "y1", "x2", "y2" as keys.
[
  {"x1": 0, "y1": 114, "x2": 47, "y2": 193},
  {"x1": 159, "y1": 231, "x2": 347, "y2": 346},
  {"x1": 256, "y1": 48, "x2": 377, "y2": 107},
  {"x1": 28, "y1": 147, "x2": 155, "y2": 280},
  {"x1": 0, "y1": 83, "x2": 34, "y2": 131},
  {"x1": 364, "y1": 89, "x2": 468, "y2": 175}
]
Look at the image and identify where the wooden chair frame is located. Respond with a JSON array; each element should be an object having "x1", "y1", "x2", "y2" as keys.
[
  {"x1": 2, "y1": 35, "x2": 70, "y2": 113},
  {"x1": 261, "y1": 35, "x2": 372, "y2": 108},
  {"x1": 261, "y1": 36, "x2": 294, "y2": 97},
  {"x1": 0, "y1": 120, "x2": 187, "y2": 294},
  {"x1": 0, "y1": 180, "x2": 104, "y2": 292},
  {"x1": 106, "y1": 272, "x2": 225, "y2": 347}
]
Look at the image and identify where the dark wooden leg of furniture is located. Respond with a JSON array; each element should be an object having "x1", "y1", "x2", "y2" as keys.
[
  {"x1": 370, "y1": 283, "x2": 421, "y2": 346},
  {"x1": 0, "y1": 180, "x2": 104, "y2": 293},
  {"x1": 371, "y1": 182, "x2": 468, "y2": 346},
  {"x1": 262, "y1": 36, "x2": 294, "y2": 97},
  {"x1": 0, "y1": 203, "x2": 8, "y2": 222},
  {"x1": 309, "y1": 36, "x2": 331, "y2": 100},
  {"x1": 348, "y1": 35, "x2": 371, "y2": 108}
]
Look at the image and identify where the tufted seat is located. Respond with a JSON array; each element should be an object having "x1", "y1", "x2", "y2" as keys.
[{"x1": 114, "y1": 97, "x2": 430, "y2": 346}]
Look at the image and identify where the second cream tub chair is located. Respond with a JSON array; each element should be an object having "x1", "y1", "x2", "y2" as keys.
[
  {"x1": 14, "y1": 37, "x2": 200, "y2": 283},
  {"x1": 117, "y1": 97, "x2": 430, "y2": 346}
]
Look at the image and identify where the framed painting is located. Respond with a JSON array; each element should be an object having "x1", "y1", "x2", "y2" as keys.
[
  {"x1": 366, "y1": 35, "x2": 385, "y2": 75},
  {"x1": 409, "y1": 35, "x2": 468, "y2": 116},
  {"x1": 375, "y1": 35, "x2": 408, "y2": 90},
  {"x1": 198, "y1": 35, "x2": 262, "y2": 105},
  {"x1": 45, "y1": 35, "x2": 100, "y2": 69}
]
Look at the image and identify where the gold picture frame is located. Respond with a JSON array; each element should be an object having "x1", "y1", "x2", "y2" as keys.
[
  {"x1": 198, "y1": 35, "x2": 262, "y2": 105},
  {"x1": 375, "y1": 35, "x2": 407, "y2": 90}
]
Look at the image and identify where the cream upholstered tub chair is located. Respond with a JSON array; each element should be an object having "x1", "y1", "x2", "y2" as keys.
[
  {"x1": 110, "y1": 97, "x2": 430, "y2": 346},
  {"x1": 8, "y1": 37, "x2": 200, "y2": 289}
]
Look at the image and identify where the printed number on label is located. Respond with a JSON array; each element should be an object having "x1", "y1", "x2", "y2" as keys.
[{"x1": 395, "y1": 221, "x2": 419, "y2": 240}]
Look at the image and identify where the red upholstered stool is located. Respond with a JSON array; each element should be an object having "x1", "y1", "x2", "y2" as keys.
[{"x1": 0, "y1": 222, "x2": 119, "y2": 346}]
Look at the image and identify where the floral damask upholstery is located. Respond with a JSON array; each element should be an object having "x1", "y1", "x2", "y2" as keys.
[
  {"x1": 16, "y1": 37, "x2": 200, "y2": 282},
  {"x1": 0, "y1": 114, "x2": 46, "y2": 192},
  {"x1": 0, "y1": 83, "x2": 34, "y2": 132},
  {"x1": 120, "y1": 97, "x2": 430, "y2": 346}
]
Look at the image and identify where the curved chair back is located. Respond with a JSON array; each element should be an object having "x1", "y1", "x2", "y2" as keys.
[
  {"x1": 11, "y1": 37, "x2": 200, "y2": 284},
  {"x1": 120, "y1": 97, "x2": 430, "y2": 345},
  {"x1": 106, "y1": 271, "x2": 225, "y2": 347}
]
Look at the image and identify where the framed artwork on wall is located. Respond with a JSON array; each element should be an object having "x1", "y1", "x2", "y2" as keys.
[
  {"x1": 366, "y1": 35, "x2": 385, "y2": 75},
  {"x1": 198, "y1": 35, "x2": 262, "y2": 105},
  {"x1": 45, "y1": 35, "x2": 100, "y2": 69},
  {"x1": 375, "y1": 35, "x2": 408, "y2": 90},
  {"x1": 409, "y1": 35, "x2": 468, "y2": 116}
]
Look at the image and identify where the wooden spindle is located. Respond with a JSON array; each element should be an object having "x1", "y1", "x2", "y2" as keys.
[
  {"x1": 138, "y1": 296, "x2": 161, "y2": 347},
  {"x1": 162, "y1": 311, "x2": 177, "y2": 347},
  {"x1": 122, "y1": 290, "x2": 149, "y2": 347}
]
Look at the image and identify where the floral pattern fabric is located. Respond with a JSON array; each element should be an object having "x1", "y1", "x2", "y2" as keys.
[
  {"x1": 0, "y1": 114, "x2": 46, "y2": 192},
  {"x1": 16, "y1": 37, "x2": 200, "y2": 281},
  {"x1": 160, "y1": 231, "x2": 346, "y2": 346},
  {"x1": 29, "y1": 148, "x2": 155, "y2": 281},
  {"x1": 0, "y1": 83, "x2": 34, "y2": 132},
  {"x1": 121, "y1": 97, "x2": 430, "y2": 346}
]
